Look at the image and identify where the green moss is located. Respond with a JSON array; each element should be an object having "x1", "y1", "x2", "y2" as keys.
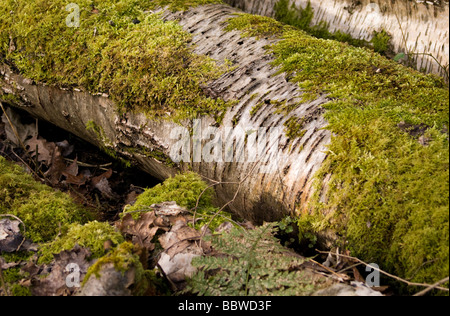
[
  {"x1": 370, "y1": 30, "x2": 392, "y2": 55},
  {"x1": 0, "y1": 156, "x2": 91, "y2": 243},
  {"x1": 274, "y1": 0, "x2": 370, "y2": 50},
  {"x1": 225, "y1": 13, "x2": 286, "y2": 38},
  {"x1": 125, "y1": 172, "x2": 213, "y2": 214},
  {"x1": 1, "y1": 267, "x2": 32, "y2": 296},
  {"x1": 38, "y1": 221, "x2": 125, "y2": 264},
  {"x1": 227, "y1": 13, "x2": 449, "y2": 291},
  {"x1": 284, "y1": 116, "x2": 306, "y2": 140},
  {"x1": 124, "y1": 171, "x2": 231, "y2": 230},
  {"x1": 152, "y1": 0, "x2": 223, "y2": 11},
  {"x1": 0, "y1": 0, "x2": 231, "y2": 122},
  {"x1": 83, "y1": 241, "x2": 150, "y2": 295}
]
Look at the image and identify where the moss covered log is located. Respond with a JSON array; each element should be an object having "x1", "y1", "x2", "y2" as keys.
[
  {"x1": 0, "y1": 0, "x2": 230, "y2": 122},
  {"x1": 0, "y1": 0, "x2": 448, "y2": 292}
]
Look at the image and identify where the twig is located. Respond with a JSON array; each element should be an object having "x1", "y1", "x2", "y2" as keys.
[
  {"x1": 413, "y1": 277, "x2": 450, "y2": 297},
  {"x1": 63, "y1": 158, "x2": 112, "y2": 171},
  {"x1": 310, "y1": 258, "x2": 349, "y2": 281},
  {"x1": 317, "y1": 250, "x2": 449, "y2": 292},
  {"x1": 0, "y1": 266, "x2": 9, "y2": 296}
]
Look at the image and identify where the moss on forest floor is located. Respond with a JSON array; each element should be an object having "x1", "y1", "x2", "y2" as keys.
[
  {"x1": 0, "y1": 156, "x2": 92, "y2": 243},
  {"x1": 226, "y1": 13, "x2": 449, "y2": 291},
  {"x1": 0, "y1": 0, "x2": 230, "y2": 122}
]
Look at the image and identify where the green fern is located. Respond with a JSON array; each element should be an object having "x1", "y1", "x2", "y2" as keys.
[{"x1": 186, "y1": 223, "x2": 324, "y2": 296}]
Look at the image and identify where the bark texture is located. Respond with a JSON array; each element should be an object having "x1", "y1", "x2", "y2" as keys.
[
  {"x1": 1, "y1": 4, "x2": 331, "y2": 223},
  {"x1": 224, "y1": 0, "x2": 449, "y2": 77}
]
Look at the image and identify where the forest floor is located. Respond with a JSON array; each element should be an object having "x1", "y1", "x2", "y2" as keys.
[{"x1": 0, "y1": 106, "x2": 446, "y2": 296}]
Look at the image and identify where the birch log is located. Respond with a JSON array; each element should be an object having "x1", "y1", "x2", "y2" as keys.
[
  {"x1": 0, "y1": 4, "x2": 330, "y2": 223},
  {"x1": 224, "y1": 0, "x2": 449, "y2": 77}
]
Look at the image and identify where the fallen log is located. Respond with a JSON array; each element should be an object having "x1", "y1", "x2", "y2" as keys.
[{"x1": 1, "y1": 0, "x2": 448, "y2": 288}]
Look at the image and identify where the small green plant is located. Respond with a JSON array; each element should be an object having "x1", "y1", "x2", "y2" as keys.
[{"x1": 186, "y1": 223, "x2": 324, "y2": 296}]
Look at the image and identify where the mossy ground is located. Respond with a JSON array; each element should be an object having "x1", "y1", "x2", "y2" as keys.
[
  {"x1": 226, "y1": 13, "x2": 449, "y2": 291},
  {"x1": 38, "y1": 221, "x2": 125, "y2": 264},
  {"x1": 0, "y1": 156, "x2": 92, "y2": 243},
  {"x1": 0, "y1": 0, "x2": 230, "y2": 122},
  {"x1": 124, "y1": 171, "x2": 232, "y2": 230}
]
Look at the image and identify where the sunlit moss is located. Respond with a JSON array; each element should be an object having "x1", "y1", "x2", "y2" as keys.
[
  {"x1": 38, "y1": 220, "x2": 125, "y2": 264},
  {"x1": 226, "y1": 13, "x2": 449, "y2": 290},
  {"x1": 0, "y1": 0, "x2": 231, "y2": 122},
  {"x1": 0, "y1": 156, "x2": 92, "y2": 243},
  {"x1": 124, "y1": 171, "x2": 231, "y2": 230}
]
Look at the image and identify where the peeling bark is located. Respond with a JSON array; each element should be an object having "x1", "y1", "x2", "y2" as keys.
[{"x1": 0, "y1": 4, "x2": 331, "y2": 223}]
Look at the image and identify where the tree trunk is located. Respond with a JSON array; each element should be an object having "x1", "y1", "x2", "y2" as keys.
[
  {"x1": 0, "y1": 4, "x2": 331, "y2": 223},
  {"x1": 224, "y1": 0, "x2": 449, "y2": 77}
]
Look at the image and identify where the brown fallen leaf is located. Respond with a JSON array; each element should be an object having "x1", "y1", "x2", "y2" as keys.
[
  {"x1": 44, "y1": 145, "x2": 67, "y2": 185},
  {"x1": 26, "y1": 246, "x2": 93, "y2": 296},
  {"x1": 91, "y1": 169, "x2": 115, "y2": 199},
  {"x1": 118, "y1": 212, "x2": 164, "y2": 252},
  {"x1": 25, "y1": 136, "x2": 55, "y2": 166}
]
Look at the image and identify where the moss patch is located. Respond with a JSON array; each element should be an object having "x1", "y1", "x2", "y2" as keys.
[
  {"x1": 124, "y1": 171, "x2": 231, "y2": 230},
  {"x1": 0, "y1": 156, "x2": 91, "y2": 243},
  {"x1": 226, "y1": 13, "x2": 449, "y2": 290},
  {"x1": 83, "y1": 241, "x2": 150, "y2": 295},
  {"x1": 0, "y1": 0, "x2": 231, "y2": 122},
  {"x1": 273, "y1": 0, "x2": 389, "y2": 54},
  {"x1": 38, "y1": 220, "x2": 125, "y2": 264}
]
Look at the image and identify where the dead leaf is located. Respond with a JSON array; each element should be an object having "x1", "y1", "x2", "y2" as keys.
[
  {"x1": 0, "y1": 218, "x2": 24, "y2": 253},
  {"x1": 56, "y1": 140, "x2": 74, "y2": 157},
  {"x1": 25, "y1": 136, "x2": 55, "y2": 166},
  {"x1": 27, "y1": 246, "x2": 93, "y2": 296},
  {"x1": 44, "y1": 145, "x2": 67, "y2": 185},
  {"x1": 2, "y1": 107, "x2": 36, "y2": 146},
  {"x1": 118, "y1": 212, "x2": 162, "y2": 252},
  {"x1": 64, "y1": 157, "x2": 79, "y2": 176},
  {"x1": 152, "y1": 201, "x2": 188, "y2": 217},
  {"x1": 64, "y1": 172, "x2": 88, "y2": 186},
  {"x1": 91, "y1": 169, "x2": 115, "y2": 199}
]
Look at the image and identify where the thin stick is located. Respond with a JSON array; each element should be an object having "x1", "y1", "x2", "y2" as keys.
[
  {"x1": 0, "y1": 266, "x2": 9, "y2": 296},
  {"x1": 317, "y1": 250, "x2": 449, "y2": 292},
  {"x1": 413, "y1": 277, "x2": 450, "y2": 297}
]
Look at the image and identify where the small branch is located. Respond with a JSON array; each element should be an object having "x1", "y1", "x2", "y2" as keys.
[
  {"x1": 413, "y1": 277, "x2": 450, "y2": 297},
  {"x1": 317, "y1": 250, "x2": 449, "y2": 293}
]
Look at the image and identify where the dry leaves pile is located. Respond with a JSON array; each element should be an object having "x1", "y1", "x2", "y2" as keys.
[
  {"x1": 1, "y1": 107, "x2": 120, "y2": 202},
  {"x1": 117, "y1": 201, "x2": 212, "y2": 290}
]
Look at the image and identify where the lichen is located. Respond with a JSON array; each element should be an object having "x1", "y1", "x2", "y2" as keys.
[
  {"x1": 37, "y1": 220, "x2": 125, "y2": 264},
  {"x1": 0, "y1": 0, "x2": 232, "y2": 122},
  {"x1": 0, "y1": 156, "x2": 92, "y2": 243},
  {"x1": 226, "y1": 12, "x2": 449, "y2": 291}
]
